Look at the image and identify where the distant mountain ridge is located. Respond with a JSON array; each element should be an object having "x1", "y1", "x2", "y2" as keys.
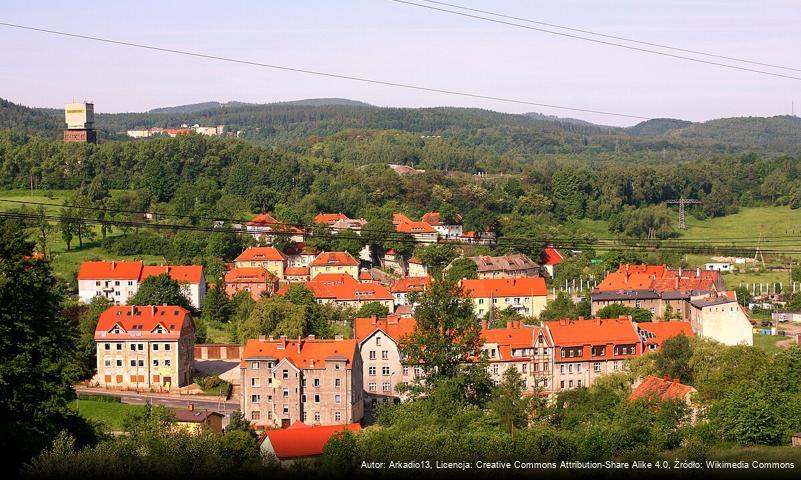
[{"x1": 148, "y1": 98, "x2": 370, "y2": 114}]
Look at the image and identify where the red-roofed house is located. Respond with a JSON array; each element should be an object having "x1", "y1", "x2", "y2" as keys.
[
  {"x1": 259, "y1": 421, "x2": 361, "y2": 467},
  {"x1": 309, "y1": 251, "x2": 360, "y2": 280},
  {"x1": 407, "y1": 257, "x2": 428, "y2": 277},
  {"x1": 637, "y1": 321, "x2": 695, "y2": 352},
  {"x1": 421, "y1": 211, "x2": 462, "y2": 239},
  {"x1": 224, "y1": 268, "x2": 280, "y2": 300},
  {"x1": 314, "y1": 213, "x2": 349, "y2": 226},
  {"x1": 630, "y1": 375, "x2": 697, "y2": 404},
  {"x1": 285, "y1": 266, "x2": 311, "y2": 283},
  {"x1": 394, "y1": 219, "x2": 438, "y2": 244},
  {"x1": 140, "y1": 265, "x2": 206, "y2": 310},
  {"x1": 389, "y1": 276, "x2": 431, "y2": 306},
  {"x1": 282, "y1": 274, "x2": 394, "y2": 313},
  {"x1": 246, "y1": 213, "x2": 304, "y2": 243},
  {"x1": 461, "y1": 277, "x2": 548, "y2": 319},
  {"x1": 93, "y1": 305, "x2": 195, "y2": 390},
  {"x1": 540, "y1": 245, "x2": 565, "y2": 278},
  {"x1": 354, "y1": 315, "x2": 419, "y2": 405},
  {"x1": 240, "y1": 336, "x2": 363, "y2": 429},
  {"x1": 234, "y1": 246, "x2": 288, "y2": 279},
  {"x1": 479, "y1": 320, "x2": 553, "y2": 393},
  {"x1": 545, "y1": 316, "x2": 642, "y2": 391},
  {"x1": 284, "y1": 243, "x2": 321, "y2": 268}
]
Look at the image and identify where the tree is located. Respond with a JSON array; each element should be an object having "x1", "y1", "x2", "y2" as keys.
[
  {"x1": 356, "y1": 302, "x2": 390, "y2": 318},
  {"x1": 596, "y1": 304, "x2": 653, "y2": 322},
  {"x1": 129, "y1": 274, "x2": 194, "y2": 312},
  {"x1": 202, "y1": 284, "x2": 232, "y2": 323},
  {"x1": 551, "y1": 167, "x2": 585, "y2": 219},
  {"x1": 654, "y1": 334, "x2": 693, "y2": 384},
  {"x1": 489, "y1": 368, "x2": 532, "y2": 438},
  {"x1": 58, "y1": 207, "x2": 78, "y2": 251},
  {"x1": 399, "y1": 279, "x2": 481, "y2": 379},
  {"x1": 444, "y1": 257, "x2": 478, "y2": 283},
  {"x1": 413, "y1": 243, "x2": 457, "y2": 276},
  {"x1": 224, "y1": 410, "x2": 259, "y2": 440},
  {"x1": 538, "y1": 292, "x2": 578, "y2": 322}
]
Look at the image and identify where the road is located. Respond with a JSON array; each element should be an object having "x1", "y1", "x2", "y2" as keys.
[{"x1": 75, "y1": 386, "x2": 240, "y2": 414}]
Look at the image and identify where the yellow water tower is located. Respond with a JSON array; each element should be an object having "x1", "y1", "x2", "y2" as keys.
[{"x1": 63, "y1": 102, "x2": 97, "y2": 143}]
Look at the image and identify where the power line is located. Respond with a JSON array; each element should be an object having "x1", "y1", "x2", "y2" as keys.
[
  {"x1": 0, "y1": 21, "x2": 649, "y2": 121},
  {"x1": 389, "y1": 0, "x2": 801, "y2": 82},
  {"x1": 413, "y1": 0, "x2": 801, "y2": 73}
]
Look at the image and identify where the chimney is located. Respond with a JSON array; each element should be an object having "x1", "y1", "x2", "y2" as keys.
[
  {"x1": 258, "y1": 335, "x2": 266, "y2": 342},
  {"x1": 578, "y1": 316, "x2": 584, "y2": 321},
  {"x1": 151, "y1": 305, "x2": 156, "y2": 316},
  {"x1": 696, "y1": 268, "x2": 701, "y2": 277},
  {"x1": 297, "y1": 337, "x2": 302, "y2": 353},
  {"x1": 596, "y1": 318, "x2": 602, "y2": 326},
  {"x1": 111, "y1": 261, "x2": 116, "y2": 270},
  {"x1": 335, "y1": 334, "x2": 344, "y2": 341},
  {"x1": 308, "y1": 334, "x2": 315, "y2": 341},
  {"x1": 279, "y1": 335, "x2": 287, "y2": 349},
  {"x1": 481, "y1": 320, "x2": 488, "y2": 330},
  {"x1": 560, "y1": 319, "x2": 568, "y2": 326},
  {"x1": 187, "y1": 404, "x2": 194, "y2": 411},
  {"x1": 371, "y1": 315, "x2": 377, "y2": 325},
  {"x1": 506, "y1": 320, "x2": 513, "y2": 329}
]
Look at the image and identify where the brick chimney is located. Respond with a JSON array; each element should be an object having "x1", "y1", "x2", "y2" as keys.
[
  {"x1": 578, "y1": 316, "x2": 584, "y2": 321},
  {"x1": 258, "y1": 335, "x2": 266, "y2": 342},
  {"x1": 187, "y1": 404, "x2": 194, "y2": 411},
  {"x1": 308, "y1": 334, "x2": 315, "y2": 340},
  {"x1": 481, "y1": 320, "x2": 488, "y2": 330},
  {"x1": 506, "y1": 320, "x2": 513, "y2": 329},
  {"x1": 111, "y1": 261, "x2": 116, "y2": 270},
  {"x1": 297, "y1": 336, "x2": 302, "y2": 353},
  {"x1": 278, "y1": 335, "x2": 287, "y2": 349},
  {"x1": 151, "y1": 305, "x2": 156, "y2": 316}
]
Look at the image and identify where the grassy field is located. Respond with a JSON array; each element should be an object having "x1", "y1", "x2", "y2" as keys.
[
  {"x1": 753, "y1": 334, "x2": 790, "y2": 354},
  {"x1": 69, "y1": 399, "x2": 146, "y2": 431}
]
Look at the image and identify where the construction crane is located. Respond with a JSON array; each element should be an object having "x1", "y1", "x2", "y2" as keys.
[{"x1": 665, "y1": 198, "x2": 702, "y2": 229}]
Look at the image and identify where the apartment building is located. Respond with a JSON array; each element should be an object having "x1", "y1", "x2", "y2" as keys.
[
  {"x1": 393, "y1": 213, "x2": 438, "y2": 243},
  {"x1": 240, "y1": 336, "x2": 363, "y2": 429},
  {"x1": 93, "y1": 305, "x2": 195, "y2": 390},
  {"x1": 234, "y1": 246, "x2": 288, "y2": 280},
  {"x1": 140, "y1": 265, "x2": 206, "y2": 310},
  {"x1": 421, "y1": 211, "x2": 462, "y2": 239},
  {"x1": 688, "y1": 292, "x2": 753, "y2": 346},
  {"x1": 479, "y1": 320, "x2": 553, "y2": 393},
  {"x1": 224, "y1": 267, "x2": 280, "y2": 300},
  {"x1": 468, "y1": 254, "x2": 540, "y2": 279},
  {"x1": 282, "y1": 273, "x2": 394, "y2": 313},
  {"x1": 461, "y1": 277, "x2": 548, "y2": 319},
  {"x1": 309, "y1": 251, "x2": 360, "y2": 280},
  {"x1": 245, "y1": 213, "x2": 304, "y2": 243},
  {"x1": 389, "y1": 276, "x2": 431, "y2": 306}
]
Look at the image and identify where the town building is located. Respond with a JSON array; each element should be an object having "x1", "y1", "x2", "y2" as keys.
[
  {"x1": 704, "y1": 262, "x2": 733, "y2": 272},
  {"x1": 389, "y1": 276, "x2": 431, "y2": 306},
  {"x1": 314, "y1": 213, "x2": 350, "y2": 226},
  {"x1": 284, "y1": 243, "x2": 321, "y2": 268},
  {"x1": 283, "y1": 274, "x2": 394, "y2": 313},
  {"x1": 545, "y1": 317, "x2": 643, "y2": 392},
  {"x1": 173, "y1": 405, "x2": 224, "y2": 434},
  {"x1": 309, "y1": 251, "x2": 360, "y2": 280},
  {"x1": 64, "y1": 102, "x2": 97, "y2": 144},
  {"x1": 140, "y1": 265, "x2": 206, "y2": 310},
  {"x1": 468, "y1": 253, "x2": 540, "y2": 279},
  {"x1": 245, "y1": 213, "x2": 304, "y2": 243},
  {"x1": 479, "y1": 320, "x2": 553, "y2": 393},
  {"x1": 285, "y1": 267, "x2": 311, "y2": 283},
  {"x1": 93, "y1": 305, "x2": 195, "y2": 390},
  {"x1": 407, "y1": 257, "x2": 428, "y2": 277},
  {"x1": 234, "y1": 246, "x2": 288, "y2": 280},
  {"x1": 224, "y1": 268, "x2": 280, "y2": 300},
  {"x1": 381, "y1": 249, "x2": 407, "y2": 276},
  {"x1": 688, "y1": 292, "x2": 754, "y2": 346},
  {"x1": 630, "y1": 375, "x2": 698, "y2": 422},
  {"x1": 353, "y1": 315, "x2": 418, "y2": 406},
  {"x1": 240, "y1": 336, "x2": 363, "y2": 429},
  {"x1": 461, "y1": 277, "x2": 548, "y2": 319},
  {"x1": 637, "y1": 321, "x2": 694, "y2": 352},
  {"x1": 421, "y1": 211, "x2": 462, "y2": 239},
  {"x1": 540, "y1": 245, "x2": 565, "y2": 278},
  {"x1": 393, "y1": 213, "x2": 438, "y2": 243},
  {"x1": 259, "y1": 421, "x2": 361, "y2": 468}
]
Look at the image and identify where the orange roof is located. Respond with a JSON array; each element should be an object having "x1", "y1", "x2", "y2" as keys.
[
  {"x1": 461, "y1": 277, "x2": 547, "y2": 298},
  {"x1": 354, "y1": 316, "x2": 417, "y2": 343},
  {"x1": 638, "y1": 321, "x2": 694, "y2": 347},
  {"x1": 246, "y1": 213, "x2": 280, "y2": 226},
  {"x1": 630, "y1": 375, "x2": 696, "y2": 402},
  {"x1": 421, "y1": 211, "x2": 443, "y2": 225},
  {"x1": 140, "y1": 265, "x2": 204, "y2": 284},
  {"x1": 235, "y1": 246, "x2": 287, "y2": 262},
  {"x1": 285, "y1": 274, "x2": 392, "y2": 302},
  {"x1": 310, "y1": 251, "x2": 359, "y2": 267},
  {"x1": 94, "y1": 305, "x2": 192, "y2": 340},
  {"x1": 285, "y1": 266, "x2": 310, "y2": 276},
  {"x1": 241, "y1": 336, "x2": 358, "y2": 369},
  {"x1": 78, "y1": 261, "x2": 143, "y2": 280},
  {"x1": 395, "y1": 220, "x2": 437, "y2": 234},
  {"x1": 392, "y1": 213, "x2": 413, "y2": 225},
  {"x1": 541, "y1": 246, "x2": 564, "y2": 266},
  {"x1": 261, "y1": 421, "x2": 361, "y2": 459},
  {"x1": 314, "y1": 213, "x2": 349, "y2": 225},
  {"x1": 224, "y1": 267, "x2": 274, "y2": 283},
  {"x1": 545, "y1": 317, "x2": 641, "y2": 361},
  {"x1": 481, "y1": 323, "x2": 536, "y2": 348},
  {"x1": 390, "y1": 276, "x2": 431, "y2": 293},
  {"x1": 358, "y1": 270, "x2": 372, "y2": 280}
]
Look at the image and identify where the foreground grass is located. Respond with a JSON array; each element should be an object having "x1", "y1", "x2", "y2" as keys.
[
  {"x1": 753, "y1": 334, "x2": 791, "y2": 354},
  {"x1": 69, "y1": 399, "x2": 146, "y2": 431}
]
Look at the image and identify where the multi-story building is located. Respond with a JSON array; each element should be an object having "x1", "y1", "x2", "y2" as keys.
[
  {"x1": 353, "y1": 315, "x2": 418, "y2": 407},
  {"x1": 78, "y1": 261, "x2": 205, "y2": 309},
  {"x1": 234, "y1": 246, "x2": 288, "y2": 280},
  {"x1": 421, "y1": 211, "x2": 462, "y2": 239},
  {"x1": 637, "y1": 321, "x2": 694, "y2": 352},
  {"x1": 314, "y1": 213, "x2": 350, "y2": 226},
  {"x1": 468, "y1": 253, "x2": 540, "y2": 279},
  {"x1": 285, "y1": 267, "x2": 311, "y2": 283},
  {"x1": 246, "y1": 213, "x2": 305, "y2": 243},
  {"x1": 688, "y1": 291, "x2": 753, "y2": 346},
  {"x1": 407, "y1": 257, "x2": 428, "y2": 277},
  {"x1": 224, "y1": 267, "x2": 279, "y2": 300},
  {"x1": 309, "y1": 251, "x2": 360, "y2": 280},
  {"x1": 240, "y1": 335, "x2": 363, "y2": 429},
  {"x1": 479, "y1": 320, "x2": 553, "y2": 393},
  {"x1": 284, "y1": 243, "x2": 321, "y2": 268},
  {"x1": 461, "y1": 277, "x2": 548, "y2": 319},
  {"x1": 389, "y1": 276, "x2": 431, "y2": 306},
  {"x1": 282, "y1": 273, "x2": 395, "y2": 313},
  {"x1": 393, "y1": 213, "x2": 438, "y2": 244},
  {"x1": 545, "y1": 316, "x2": 643, "y2": 392},
  {"x1": 93, "y1": 305, "x2": 195, "y2": 390}
]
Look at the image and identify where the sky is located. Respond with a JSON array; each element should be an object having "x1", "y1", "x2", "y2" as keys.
[{"x1": 1, "y1": 0, "x2": 799, "y2": 126}]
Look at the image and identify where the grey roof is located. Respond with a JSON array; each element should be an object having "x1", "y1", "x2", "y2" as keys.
[
  {"x1": 592, "y1": 289, "x2": 661, "y2": 301},
  {"x1": 690, "y1": 297, "x2": 737, "y2": 309},
  {"x1": 469, "y1": 254, "x2": 539, "y2": 273}
]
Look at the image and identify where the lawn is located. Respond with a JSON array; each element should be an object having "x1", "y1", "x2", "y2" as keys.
[
  {"x1": 753, "y1": 334, "x2": 790, "y2": 355},
  {"x1": 69, "y1": 399, "x2": 146, "y2": 431}
]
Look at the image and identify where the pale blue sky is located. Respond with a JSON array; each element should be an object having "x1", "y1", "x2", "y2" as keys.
[{"x1": 1, "y1": 1, "x2": 799, "y2": 126}]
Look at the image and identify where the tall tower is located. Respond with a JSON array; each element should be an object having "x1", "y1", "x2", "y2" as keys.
[{"x1": 63, "y1": 102, "x2": 97, "y2": 144}]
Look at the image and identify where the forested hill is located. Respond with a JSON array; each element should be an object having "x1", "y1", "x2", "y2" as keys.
[{"x1": 2, "y1": 97, "x2": 801, "y2": 160}]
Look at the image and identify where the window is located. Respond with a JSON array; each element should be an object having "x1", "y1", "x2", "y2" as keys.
[
  {"x1": 116, "y1": 359, "x2": 123, "y2": 367},
  {"x1": 164, "y1": 344, "x2": 171, "y2": 351},
  {"x1": 335, "y1": 394, "x2": 341, "y2": 404},
  {"x1": 251, "y1": 395, "x2": 260, "y2": 403},
  {"x1": 402, "y1": 366, "x2": 409, "y2": 376},
  {"x1": 130, "y1": 344, "x2": 136, "y2": 351},
  {"x1": 376, "y1": 336, "x2": 382, "y2": 346},
  {"x1": 369, "y1": 351, "x2": 376, "y2": 360},
  {"x1": 382, "y1": 366, "x2": 390, "y2": 376},
  {"x1": 383, "y1": 382, "x2": 391, "y2": 392},
  {"x1": 368, "y1": 382, "x2": 377, "y2": 392},
  {"x1": 138, "y1": 359, "x2": 144, "y2": 367},
  {"x1": 115, "y1": 281, "x2": 120, "y2": 286},
  {"x1": 568, "y1": 364, "x2": 573, "y2": 373},
  {"x1": 382, "y1": 350, "x2": 388, "y2": 360},
  {"x1": 251, "y1": 378, "x2": 259, "y2": 387},
  {"x1": 577, "y1": 380, "x2": 582, "y2": 387},
  {"x1": 560, "y1": 364, "x2": 565, "y2": 374},
  {"x1": 153, "y1": 359, "x2": 159, "y2": 366},
  {"x1": 128, "y1": 281, "x2": 134, "y2": 286},
  {"x1": 335, "y1": 378, "x2": 341, "y2": 387},
  {"x1": 414, "y1": 366, "x2": 421, "y2": 376},
  {"x1": 368, "y1": 366, "x2": 376, "y2": 375},
  {"x1": 335, "y1": 412, "x2": 341, "y2": 422},
  {"x1": 130, "y1": 360, "x2": 136, "y2": 367},
  {"x1": 116, "y1": 343, "x2": 122, "y2": 350},
  {"x1": 522, "y1": 363, "x2": 528, "y2": 373},
  {"x1": 164, "y1": 359, "x2": 171, "y2": 367},
  {"x1": 560, "y1": 380, "x2": 565, "y2": 389},
  {"x1": 577, "y1": 364, "x2": 582, "y2": 373},
  {"x1": 283, "y1": 405, "x2": 289, "y2": 414},
  {"x1": 314, "y1": 412, "x2": 320, "y2": 422},
  {"x1": 313, "y1": 378, "x2": 320, "y2": 387},
  {"x1": 302, "y1": 394, "x2": 306, "y2": 403},
  {"x1": 104, "y1": 359, "x2": 111, "y2": 367},
  {"x1": 95, "y1": 281, "x2": 101, "y2": 286},
  {"x1": 492, "y1": 365, "x2": 499, "y2": 375},
  {"x1": 251, "y1": 361, "x2": 260, "y2": 370},
  {"x1": 283, "y1": 388, "x2": 289, "y2": 398},
  {"x1": 594, "y1": 362, "x2": 601, "y2": 373},
  {"x1": 282, "y1": 370, "x2": 288, "y2": 379},
  {"x1": 251, "y1": 411, "x2": 260, "y2": 421},
  {"x1": 314, "y1": 394, "x2": 320, "y2": 403},
  {"x1": 569, "y1": 380, "x2": 574, "y2": 388},
  {"x1": 153, "y1": 344, "x2": 159, "y2": 351},
  {"x1": 104, "y1": 343, "x2": 110, "y2": 350}
]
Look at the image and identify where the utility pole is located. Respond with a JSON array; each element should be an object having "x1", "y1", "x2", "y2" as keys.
[{"x1": 665, "y1": 198, "x2": 702, "y2": 229}]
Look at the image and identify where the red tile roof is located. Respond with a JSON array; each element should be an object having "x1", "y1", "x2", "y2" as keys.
[
  {"x1": 630, "y1": 375, "x2": 696, "y2": 402},
  {"x1": 94, "y1": 305, "x2": 192, "y2": 341},
  {"x1": 224, "y1": 267, "x2": 274, "y2": 283},
  {"x1": 310, "y1": 251, "x2": 359, "y2": 267},
  {"x1": 545, "y1": 317, "x2": 641, "y2": 361},
  {"x1": 285, "y1": 266, "x2": 310, "y2": 276},
  {"x1": 390, "y1": 276, "x2": 431, "y2": 293},
  {"x1": 140, "y1": 265, "x2": 204, "y2": 284},
  {"x1": 235, "y1": 246, "x2": 287, "y2": 262},
  {"x1": 358, "y1": 270, "x2": 372, "y2": 280},
  {"x1": 638, "y1": 321, "x2": 694, "y2": 348},
  {"x1": 541, "y1": 246, "x2": 565, "y2": 266},
  {"x1": 595, "y1": 264, "x2": 719, "y2": 294},
  {"x1": 241, "y1": 336, "x2": 358, "y2": 369},
  {"x1": 481, "y1": 323, "x2": 536, "y2": 348},
  {"x1": 283, "y1": 274, "x2": 393, "y2": 302},
  {"x1": 461, "y1": 277, "x2": 547, "y2": 298},
  {"x1": 354, "y1": 316, "x2": 417, "y2": 343},
  {"x1": 392, "y1": 213, "x2": 413, "y2": 225},
  {"x1": 246, "y1": 213, "x2": 281, "y2": 226},
  {"x1": 395, "y1": 220, "x2": 437, "y2": 234},
  {"x1": 261, "y1": 421, "x2": 361, "y2": 460},
  {"x1": 421, "y1": 211, "x2": 444, "y2": 225},
  {"x1": 78, "y1": 260, "x2": 143, "y2": 280},
  {"x1": 314, "y1": 213, "x2": 349, "y2": 225}
]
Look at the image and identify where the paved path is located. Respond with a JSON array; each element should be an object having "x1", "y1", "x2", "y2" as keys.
[{"x1": 76, "y1": 386, "x2": 240, "y2": 413}]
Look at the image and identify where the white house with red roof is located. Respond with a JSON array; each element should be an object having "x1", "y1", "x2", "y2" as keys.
[
  {"x1": 421, "y1": 211, "x2": 462, "y2": 239},
  {"x1": 246, "y1": 213, "x2": 304, "y2": 243},
  {"x1": 309, "y1": 251, "x2": 360, "y2": 280},
  {"x1": 280, "y1": 274, "x2": 394, "y2": 313},
  {"x1": 392, "y1": 213, "x2": 438, "y2": 243},
  {"x1": 389, "y1": 276, "x2": 431, "y2": 306},
  {"x1": 93, "y1": 305, "x2": 195, "y2": 390},
  {"x1": 259, "y1": 421, "x2": 361, "y2": 467},
  {"x1": 540, "y1": 245, "x2": 565, "y2": 278},
  {"x1": 461, "y1": 277, "x2": 548, "y2": 319},
  {"x1": 78, "y1": 261, "x2": 205, "y2": 309}
]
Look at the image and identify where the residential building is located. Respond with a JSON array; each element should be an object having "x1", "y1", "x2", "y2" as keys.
[
  {"x1": 234, "y1": 246, "x2": 288, "y2": 280},
  {"x1": 540, "y1": 245, "x2": 565, "y2": 278},
  {"x1": 421, "y1": 211, "x2": 462, "y2": 239},
  {"x1": 704, "y1": 262, "x2": 733, "y2": 272},
  {"x1": 284, "y1": 243, "x2": 320, "y2": 268},
  {"x1": 630, "y1": 375, "x2": 698, "y2": 422},
  {"x1": 93, "y1": 305, "x2": 195, "y2": 390},
  {"x1": 259, "y1": 422, "x2": 361, "y2": 468},
  {"x1": 314, "y1": 213, "x2": 349, "y2": 226},
  {"x1": 407, "y1": 257, "x2": 428, "y2": 277},
  {"x1": 459, "y1": 230, "x2": 496, "y2": 246},
  {"x1": 479, "y1": 320, "x2": 553, "y2": 393},
  {"x1": 173, "y1": 405, "x2": 224, "y2": 434},
  {"x1": 285, "y1": 267, "x2": 311, "y2": 283},
  {"x1": 246, "y1": 213, "x2": 304, "y2": 243},
  {"x1": 393, "y1": 213, "x2": 438, "y2": 243},
  {"x1": 309, "y1": 251, "x2": 360, "y2": 280},
  {"x1": 461, "y1": 277, "x2": 548, "y2": 319},
  {"x1": 224, "y1": 268, "x2": 280, "y2": 300},
  {"x1": 468, "y1": 253, "x2": 540, "y2": 279},
  {"x1": 240, "y1": 336, "x2": 363, "y2": 429},
  {"x1": 382, "y1": 249, "x2": 407, "y2": 276},
  {"x1": 353, "y1": 315, "x2": 418, "y2": 406},
  {"x1": 389, "y1": 276, "x2": 431, "y2": 306},
  {"x1": 78, "y1": 261, "x2": 205, "y2": 309},
  {"x1": 282, "y1": 274, "x2": 394, "y2": 313},
  {"x1": 637, "y1": 321, "x2": 694, "y2": 352},
  {"x1": 545, "y1": 317, "x2": 642, "y2": 392},
  {"x1": 688, "y1": 292, "x2": 753, "y2": 346}
]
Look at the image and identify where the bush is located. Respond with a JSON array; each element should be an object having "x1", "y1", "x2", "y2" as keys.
[{"x1": 102, "y1": 232, "x2": 171, "y2": 256}]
